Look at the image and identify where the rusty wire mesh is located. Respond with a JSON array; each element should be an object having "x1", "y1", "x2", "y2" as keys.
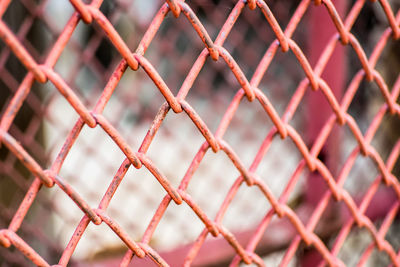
[{"x1": 0, "y1": 0, "x2": 400, "y2": 266}]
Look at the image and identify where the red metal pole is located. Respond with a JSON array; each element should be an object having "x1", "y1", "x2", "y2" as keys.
[
  {"x1": 304, "y1": 0, "x2": 347, "y2": 265},
  {"x1": 306, "y1": 0, "x2": 347, "y2": 210}
]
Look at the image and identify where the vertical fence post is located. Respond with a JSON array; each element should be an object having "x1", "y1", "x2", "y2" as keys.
[{"x1": 303, "y1": 0, "x2": 347, "y2": 265}]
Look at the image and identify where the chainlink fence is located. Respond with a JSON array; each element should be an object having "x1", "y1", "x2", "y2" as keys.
[{"x1": 0, "y1": 0, "x2": 400, "y2": 266}]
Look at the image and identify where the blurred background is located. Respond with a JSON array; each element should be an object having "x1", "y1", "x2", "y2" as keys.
[{"x1": 0, "y1": 0, "x2": 399, "y2": 266}]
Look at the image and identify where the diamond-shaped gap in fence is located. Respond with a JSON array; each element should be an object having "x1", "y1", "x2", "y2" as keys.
[
  {"x1": 43, "y1": 93, "x2": 84, "y2": 157},
  {"x1": 185, "y1": 54, "x2": 234, "y2": 103},
  {"x1": 69, "y1": 16, "x2": 96, "y2": 52},
  {"x1": 264, "y1": 250, "x2": 297, "y2": 267},
  {"x1": 7, "y1": 92, "x2": 42, "y2": 142},
  {"x1": 188, "y1": 0, "x2": 235, "y2": 38},
  {"x1": 178, "y1": 190, "x2": 267, "y2": 266},
  {"x1": 112, "y1": 1, "x2": 141, "y2": 35},
  {"x1": 256, "y1": 51, "x2": 306, "y2": 115},
  {"x1": 88, "y1": 37, "x2": 116, "y2": 79},
  {"x1": 376, "y1": 40, "x2": 400, "y2": 91},
  {"x1": 222, "y1": 99, "x2": 271, "y2": 160},
  {"x1": 53, "y1": 124, "x2": 125, "y2": 202},
  {"x1": 50, "y1": 64, "x2": 101, "y2": 111},
  {"x1": 221, "y1": 178, "x2": 272, "y2": 231},
  {"x1": 220, "y1": 8, "x2": 269, "y2": 79},
  {"x1": 143, "y1": 8, "x2": 211, "y2": 97},
  {"x1": 347, "y1": 79, "x2": 390, "y2": 131},
  {"x1": 4, "y1": 51, "x2": 28, "y2": 83},
  {"x1": 183, "y1": 58, "x2": 253, "y2": 136},
  {"x1": 101, "y1": 6, "x2": 206, "y2": 112},
  {"x1": 74, "y1": 65, "x2": 104, "y2": 102},
  {"x1": 278, "y1": 104, "x2": 310, "y2": 157},
  {"x1": 210, "y1": 52, "x2": 253, "y2": 103},
  {"x1": 91, "y1": 23, "x2": 128, "y2": 74},
  {"x1": 344, "y1": 149, "x2": 391, "y2": 202},
  {"x1": 331, "y1": 226, "x2": 372, "y2": 265},
  {"x1": 307, "y1": 121, "x2": 343, "y2": 179},
  {"x1": 16, "y1": 193, "x2": 64, "y2": 260},
  {"x1": 149, "y1": 196, "x2": 209, "y2": 253},
  {"x1": 2, "y1": 0, "x2": 30, "y2": 33},
  {"x1": 145, "y1": 112, "x2": 204, "y2": 187},
  {"x1": 42, "y1": 110, "x2": 74, "y2": 160},
  {"x1": 100, "y1": 72, "x2": 147, "y2": 133},
  {"x1": 0, "y1": 166, "x2": 26, "y2": 214},
  {"x1": 221, "y1": 1, "x2": 298, "y2": 80},
  {"x1": 61, "y1": 17, "x2": 123, "y2": 90},
  {"x1": 10, "y1": 118, "x2": 45, "y2": 166},
  {"x1": 339, "y1": 130, "x2": 379, "y2": 191},
  {"x1": 340, "y1": 128, "x2": 388, "y2": 194},
  {"x1": 129, "y1": 71, "x2": 174, "y2": 121},
  {"x1": 103, "y1": 164, "x2": 169, "y2": 248},
  {"x1": 80, "y1": 227, "x2": 125, "y2": 263},
  {"x1": 42, "y1": 0, "x2": 75, "y2": 34},
  {"x1": 382, "y1": 211, "x2": 400, "y2": 254},
  {"x1": 12, "y1": 81, "x2": 44, "y2": 125},
  {"x1": 184, "y1": 94, "x2": 227, "y2": 142},
  {"x1": 11, "y1": 153, "x2": 36, "y2": 185},
  {"x1": 348, "y1": 43, "x2": 396, "y2": 115},
  {"x1": 103, "y1": 61, "x2": 167, "y2": 125},
  {"x1": 270, "y1": 219, "x2": 310, "y2": 266},
  {"x1": 349, "y1": 1, "x2": 389, "y2": 58},
  {"x1": 183, "y1": 148, "x2": 253, "y2": 234},
  {"x1": 255, "y1": 135, "x2": 306, "y2": 204},
  {"x1": 68, "y1": 212, "x2": 133, "y2": 262},
  {"x1": 256, "y1": 206, "x2": 304, "y2": 265},
  {"x1": 253, "y1": 2, "x2": 309, "y2": 86},
  {"x1": 23, "y1": 17, "x2": 54, "y2": 60},
  {"x1": 0, "y1": 77, "x2": 15, "y2": 114},
  {"x1": 66, "y1": 30, "x2": 117, "y2": 100},
  {"x1": 37, "y1": 193, "x2": 79, "y2": 249},
  {"x1": 308, "y1": 194, "x2": 342, "y2": 237},
  {"x1": 366, "y1": 246, "x2": 394, "y2": 266},
  {"x1": 254, "y1": 53, "x2": 310, "y2": 132},
  {"x1": 50, "y1": 42, "x2": 79, "y2": 80},
  {"x1": 43, "y1": 67, "x2": 85, "y2": 115},
  {"x1": 369, "y1": 113, "x2": 400, "y2": 168}
]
